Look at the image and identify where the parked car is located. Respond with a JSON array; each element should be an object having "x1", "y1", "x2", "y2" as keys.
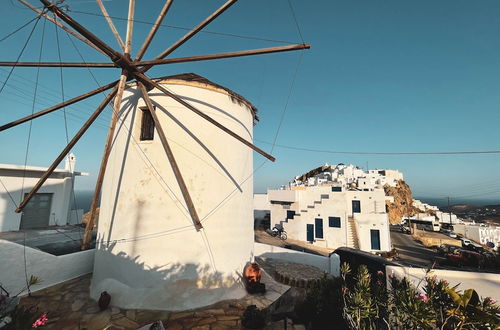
[
  {"x1": 437, "y1": 244, "x2": 461, "y2": 256},
  {"x1": 400, "y1": 225, "x2": 411, "y2": 234},
  {"x1": 460, "y1": 238, "x2": 472, "y2": 247},
  {"x1": 446, "y1": 249, "x2": 483, "y2": 268},
  {"x1": 446, "y1": 231, "x2": 457, "y2": 238},
  {"x1": 466, "y1": 243, "x2": 485, "y2": 254}
]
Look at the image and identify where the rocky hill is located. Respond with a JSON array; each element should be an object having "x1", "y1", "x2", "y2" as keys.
[{"x1": 384, "y1": 180, "x2": 422, "y2": 224}]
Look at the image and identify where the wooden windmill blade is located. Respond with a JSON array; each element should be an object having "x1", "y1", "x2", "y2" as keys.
[
  {"x1": 138, "y1": 82, "x2": 203, "y2": 230},
  {"x1": 0, "y1": 80, "x2": 119, "y2": 132},
  {"x1": 134, "y1": 72, "x2": 276, "y2": 162},
  {"x1": 17, "y1": 0, "x2": 107, "y2": 56},
  {"x1": 83, "y1": 0, "x2": 136, "y2": 249},
  {"x1": 95, "y1": 0, "x2": 126, "y2": 52},
  {"x1": 16, "y1": 86, "x2": 119, "y2": 212},
  {"x1": 135, "y1": 0, "x2": 174, "y2": 62}
]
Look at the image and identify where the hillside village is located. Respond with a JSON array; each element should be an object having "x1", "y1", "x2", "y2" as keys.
[{"x1": 255, "y1": 163, "x2": 500, "y2": 255}]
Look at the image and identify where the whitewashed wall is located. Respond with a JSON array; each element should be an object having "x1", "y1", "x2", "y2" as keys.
[
  {"x1": 387, "y1": 265, "x2": 500, "y2": 302},
  {"x1": 269, "y1": 186, "x2": 391, "y2": 252},
  {"x1": 92, "y1": 79, "x2": 255, "y2": 311},
  {"x1": 254, "y1": 242, "x2": 340, "y2": 276},
  {"x1": 0, "y1": 239, "x2": 94, "y2": 295},
  {"x1": 0, "y1": 174, "x2": 74, "y2": 232}
]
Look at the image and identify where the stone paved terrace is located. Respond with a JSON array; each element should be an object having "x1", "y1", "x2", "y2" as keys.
[{"x1": 18, "y1": 270, "x2": 291, "y2": 329}]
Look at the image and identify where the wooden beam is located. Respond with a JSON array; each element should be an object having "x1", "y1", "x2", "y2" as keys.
[
  {"x1": 0, "y1": 80, "x2": 118, "y2": 132},
  {"x1": 138, "y1": 82, "x2": 203, "y2": 230},
  {"x1": 15, "y1": 87, "x2": 118, "y2": 213},
  {"x1": 124, "y1": 0, "x2": 135, "y2": 56},
  {"x1": 0, "y1": 61, "x2": 116, "y2": 68},
  {"x1": 135, "y1": 0, "x2": 173, "y2": 61},
  {"x1": 18, "y1": 0, "x2": 107, "y2": 56},
  {"x1": 134, "y1": 72, "x2": 275, "y2": 162},
  {"x1": 81, "y1": 72, "x2": 128, "y2": 250},
  {"x1": 140, "y1": 0, "x2": 238, "y2": 72},
  {"x1": 40, "y1": 0, "x2": 125, "y2": 65},
  {"x1": 136, "y1": 43, "x2": 310, "y2": 66},
  {"x1": 96, "y1": 0, "x2": 126, "y2": 51}
]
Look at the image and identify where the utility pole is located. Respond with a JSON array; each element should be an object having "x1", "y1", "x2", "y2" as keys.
[{"x1": 447, "y1": 196, "x2": 452, "y2": 224}]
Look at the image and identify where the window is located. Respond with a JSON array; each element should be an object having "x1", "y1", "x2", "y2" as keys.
[
  {"x1": 315, "y1": 218, "x2": 323, "y2": 238},
  {"x1": 370, "y1": 229, "x2": 381, "y2": 250},
  {"x1": 140, "y1": 108, "x2": 155, "y2": 141},
  {"x1": 320, "y1": 194, "x2": 329, "y2": 199},
  {"x1": 286, "y1": 210, "x2": 295, "y2": 219},
  {"x1": 352, "y1": 200, "x2": 361, "y2": 213},
  {"x1": 332, "y1": 186, "x2": 342, "y2": 192},
  {"x1": 328, "y1": 216, "x2": 341, "y2": 228}
]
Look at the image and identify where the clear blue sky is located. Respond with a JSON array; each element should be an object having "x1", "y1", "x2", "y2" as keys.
[{"x1": 1, "y1": 0, "x2": 499, "y2": 205}]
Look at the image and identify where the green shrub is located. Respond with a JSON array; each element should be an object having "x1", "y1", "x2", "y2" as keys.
[
  {"x1": 242, "y1": 305, "x2": 267, "y2": 329},
  {"x1": 294, "y1": 263, "x2": 500, "y2": 330}
]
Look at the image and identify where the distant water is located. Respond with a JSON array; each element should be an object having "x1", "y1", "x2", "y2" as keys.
[
  {"x1": 415, "y1": 197, "x2": 500, "y2": 208},
  {"x1": 73, "y1": 190, "x2": 95, "y2": 213},
  {"x1": 72, "y1": 190, "x2": 499, "y2": 212}
]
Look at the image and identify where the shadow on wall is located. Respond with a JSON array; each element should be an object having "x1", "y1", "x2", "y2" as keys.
[{"x1": 91, "y1": 237, "x2": 246, "y2": 311}]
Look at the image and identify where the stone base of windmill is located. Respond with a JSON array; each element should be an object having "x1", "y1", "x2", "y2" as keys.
[{"x1": 17, "y1": 269, "x2": 290, "y2": 329}]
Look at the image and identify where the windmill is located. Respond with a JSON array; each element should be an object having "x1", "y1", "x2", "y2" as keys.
[{"x1": 1, "y1": 0, "x2": 309, "y2": 310}]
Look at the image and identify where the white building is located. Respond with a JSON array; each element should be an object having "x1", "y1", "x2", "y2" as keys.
[
  {"x1": 91, "y1": 74, "x2": 256, "y2": 311},
  {"x1": 268, "y1": 184, "x2": 392, "y2": 253},
  {"x1": 453, "y1": 224, "x2": 500, "y2": 250},
  {"x1": 290, "y1": 164, "x2": 403, "y2": 190},
  {"x1": 0, "y1": 154, "x2": 86, "y2": 232}
]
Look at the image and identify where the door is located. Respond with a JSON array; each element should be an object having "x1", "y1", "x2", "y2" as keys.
[
  {"x1": 352, "y1": 200, "x2": 361, "y2": 213},
  {"x1": 370, "y1": 229, "x2": 381, "y2": 250},
  {"x1": 315, "y1": 218, "x2": 324, "y2": 238},
  {"x1": 306, "y1": 224, "x2": 314, "y2": 242},
  {"x1": 20, "y1": 193, "x2": 53, "y2": 229}
]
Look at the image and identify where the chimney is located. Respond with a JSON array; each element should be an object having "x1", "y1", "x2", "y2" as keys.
[{"x1": 65, "y1": 153, "x2": 76, "y2": 173}]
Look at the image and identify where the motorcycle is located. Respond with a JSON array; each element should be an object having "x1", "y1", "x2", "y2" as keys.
[{"x1": 267, "y1": 225, "x2": 287, "y2": 240}]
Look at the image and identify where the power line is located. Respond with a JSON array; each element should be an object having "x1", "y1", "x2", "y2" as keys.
[
  {"x1": 69, "y1": 9, "x2": 299, "y2": 45},
  {"x1": 255, "y1": 140, "x2": 500, "y2": 156}
]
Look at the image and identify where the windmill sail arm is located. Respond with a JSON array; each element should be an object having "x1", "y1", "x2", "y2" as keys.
[
  {"x1": 95, "y1": 0, "x2": 126, "y2": 52},
  {"x1": 18, "y1": 0, "x2": 107, "y2": 56},
  {"x1": 134, "y1": 72, "x2": 276, "y2": 162},
  {"x1": 0, "y1": 80, "x2": 119, "y2": 132},
  {"x1": 136, "y1": 43, "x2": 310, "y2": 66},
  {"x1": 40, "y1": 0, "x2": 124, "y2": 64},
  {"x1": 0, "y1": 61, "x2": 116, "y2": 68},
  {"x1": 15, "y1": 86, "x2": 119, "y2": 213},
  {"x1": 138, "y1": 82, "x2": 203, "y2": 230},
  {"x1": 135, "y1": 0, "x2": 174, "y2": 61},
  {"x1": 140, "y1": 0, "x2": 239, "y2": 73}
]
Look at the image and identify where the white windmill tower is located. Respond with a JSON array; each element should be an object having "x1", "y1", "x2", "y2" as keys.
[{"x1": 0, "y1": 0, "x2": 309, "y2": 310}]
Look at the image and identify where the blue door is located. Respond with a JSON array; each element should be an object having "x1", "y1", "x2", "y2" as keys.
[
  {"x1": 315, "y1": 218, "x2": 324, "y2": 238},
  {"x1": 307, "y1": 224, "x2": 314, "y2": 242},
  {"x1": 370, "y1": 229, "x2": 381, "y2": 250}
]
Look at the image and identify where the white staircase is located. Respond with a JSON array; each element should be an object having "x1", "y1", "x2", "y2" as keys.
[{"x1": 347, "y1": 216, "x2": 360, "y2": 249}]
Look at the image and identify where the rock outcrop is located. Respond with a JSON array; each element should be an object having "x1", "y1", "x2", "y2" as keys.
[
  {"x1": 82, "y1": 208, "x2": 99, "y2": 226},
  {"x1": 384, "y1": 181, "x2": 419, "y2": 224}
]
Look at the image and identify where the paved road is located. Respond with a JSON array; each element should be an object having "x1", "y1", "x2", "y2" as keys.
[{"x1": 390, "y1": 226, "x2": 443, "y2": 267}]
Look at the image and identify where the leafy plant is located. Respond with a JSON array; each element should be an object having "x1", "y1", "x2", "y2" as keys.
[
  {"x1": 294, "y1": 264, "x2": 500, "y2": 330},
  {"x1": 294, "y1": 274, "x2": 346, "y2": 329},
  {"x1": 242, "y1": 305, "x2": 268, "y2": 329}
]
